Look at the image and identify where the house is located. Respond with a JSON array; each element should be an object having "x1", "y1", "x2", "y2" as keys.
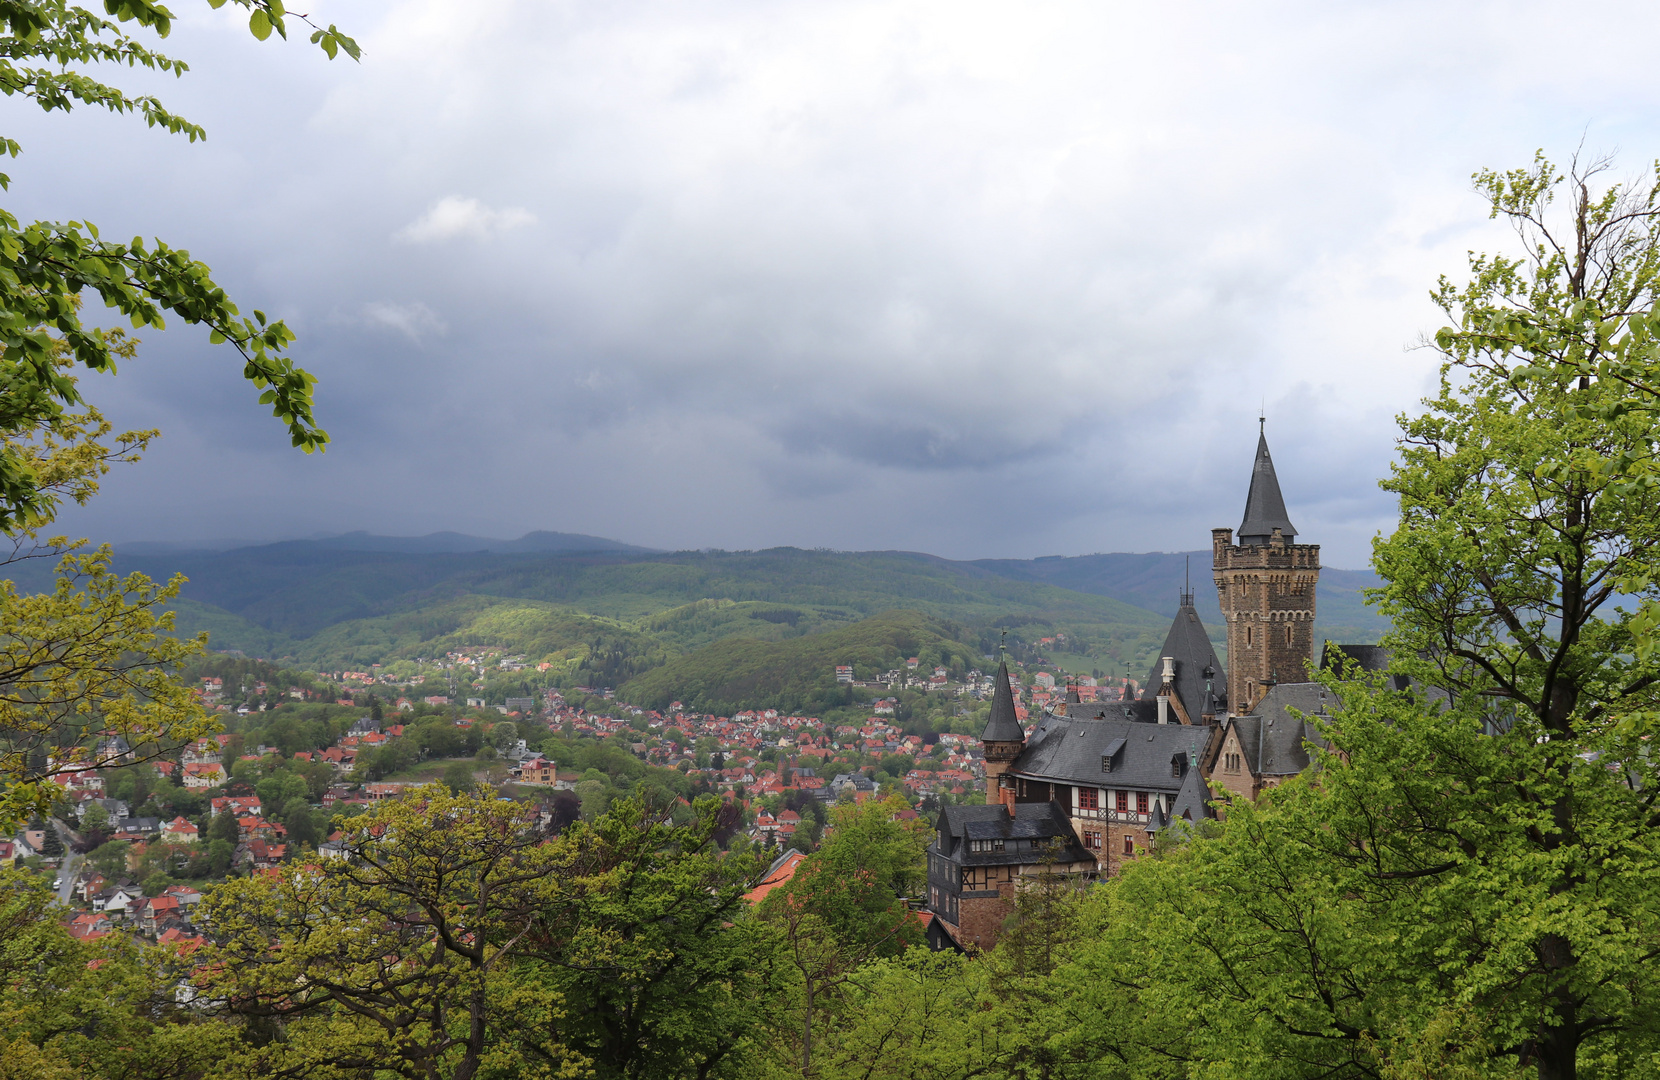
[
  {"x1": 210, "y1": 795, "x2": 261, "y2": 818},
  {"x1": 925, "y1": 800, "x2": 1094, "y2": 951},
  {"x1": 95, "y1": 884, "x2": 144, "y2": 916},
  {"x1": 138, "y1": 895, "x2": 181, "y2": 935},
  {"x1": 247, "y1": 838, "x2": 287, "y2": 868},
  {"x1": 160, "y1": 816, "x2": 199, "y2": 844},
  {"x1": 237, "y1": 816, "x2": 276, "y2": 841},
  {"x1": 163, "y1": 884, "x2": 204, "y2": 909},
  {"x1": 181, "y1": 763, "x2": 224, "y2": 789},
  {"x1": 518, "y1": 757, "x2": 555, "y2": 785},
  {"x1": 181, "y1": 740, "x2": 222, "y2": 767},
  {"x1": 114, "y1": 817, "x2": 161, "y2": 839},
  {"x1": 65, "y1": 911, "x2": 113, "y2": 940},
  {"x1": 744, "y1": 849, "x2": 807, "y2": 905},
  {"x1": 78, "y1": 797, "x2": 129, "y2": 823}
]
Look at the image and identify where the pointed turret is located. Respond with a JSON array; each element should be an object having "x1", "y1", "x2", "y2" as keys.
[
  {"x1": 1238, "y1": 428, "x2": 1298, "y2": 545},
  {"x1": 981, "y1": 659, "x2": 1024, "y2": 743},
  {"x1": 1169, "y1": 744, "x2": 1213, "y2": 824},
  {"x1": 980, "y1": 659, "x2": 1025, "y2": 801}
]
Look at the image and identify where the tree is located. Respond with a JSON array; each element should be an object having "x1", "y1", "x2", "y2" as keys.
[
  {"x1": 442, "y1": 759, "x2": 476, "y2": 794},
  {"x1": 1024, "y1": 153, "x2": 1660, "y2": 1080},
  {"x1": 200, "y1": 786, "x2": 566, "y2": 1080},
  {"x1": 37, "y1": 819, "x2": 62, "y2": 859},
  {"x1": 0, "y1": 868, "x2": 237, "y2": 1078},
  {"x1": 1371, "y1": 152, "x2": 1660, "y2": 1079},
  {"x1": 515, "y1": 792, "x2": 774, "y2": 1080},
  {"x1": 280, "y1": 796, "x2": 316, "y2": 849},
  {"x1": 208, "y1": 808, "x2": 239, "y2": 846},
  {"x1": 0, "y1": 1, "x2": 358, "y2": 830}
]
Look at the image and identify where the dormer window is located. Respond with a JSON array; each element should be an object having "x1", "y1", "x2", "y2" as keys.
[{"x1": 1101, "y1": 755, "x2": 1113, "y2": 773}]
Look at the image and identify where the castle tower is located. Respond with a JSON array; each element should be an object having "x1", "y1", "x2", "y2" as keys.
[
  {"x1": 980, "y1": 658, "x2": 1025, "y2": 802},
  {"x1": 1212, "y1": 425, "x2": 1319, "y2": 715}
]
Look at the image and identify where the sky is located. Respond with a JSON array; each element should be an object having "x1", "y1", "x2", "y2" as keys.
[{"x1": 16, "y1": 0, "x2": 1660, "y2": 567}]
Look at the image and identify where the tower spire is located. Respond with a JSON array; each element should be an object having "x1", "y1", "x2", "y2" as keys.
[{"x1": 1237, "y1": 423, "x2": 1298, "y2": 546}]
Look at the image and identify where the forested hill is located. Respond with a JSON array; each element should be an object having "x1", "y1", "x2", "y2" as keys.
[{"x1": 6, "y1": 538, "x2": 1388, "y2": 710}]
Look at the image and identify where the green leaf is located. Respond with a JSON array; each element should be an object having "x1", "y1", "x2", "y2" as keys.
[{"x1": 248, "y1": 9, "x2": 272, "y2": 41}]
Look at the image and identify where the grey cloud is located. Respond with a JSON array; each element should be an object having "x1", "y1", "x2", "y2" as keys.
[{"x1": 25, "y1": 0, "x2": 1660, "y2": 568}]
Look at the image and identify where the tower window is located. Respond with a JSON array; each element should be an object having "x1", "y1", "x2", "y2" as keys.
[
  {"x1": 1286, "y1": 625, "x2": 1293, "y2": 644},
  {"x1": 1246, "y1": 626, "x2": 1252, "y2": 646}
]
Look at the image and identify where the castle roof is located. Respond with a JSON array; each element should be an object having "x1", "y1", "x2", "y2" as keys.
[
  {"x1": 930, "y1": 801, "x2": 1090, "y2": 867},
  {"x1": 1142, "y1": 602, "x2": 1225, "y2": 718},
  {"x1": 1238, "y1": 429, "x2": 1298, "y2": 545},
  {"x1": 1225, "y1": 681, "x2": 1333, "y2": 776},
  {"x1": 1009, "y1": 714, "x2": 1218, "y2": 795},
  {"x1": 980, "y1": 659, "x2": 1025, "y2": 744}
]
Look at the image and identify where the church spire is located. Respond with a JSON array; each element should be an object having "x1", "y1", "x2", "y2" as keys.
[{"x1": 1237, "y1": 426, "x2": 1297, "y2": 546}]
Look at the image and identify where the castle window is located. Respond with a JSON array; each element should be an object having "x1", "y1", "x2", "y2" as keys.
[
  {"x1": 1246, "y1": 626, "x2": 1253, "y2": 646},
  {"x1": 1115, "y1": 790, "x2": 1128, "y2": 813},
  {"x1": 1285, "y1": 625, "x2": 1293, "y2": 644},
  {"x1": 1135, "y1": 792, "x2": 1148, "y2": 815},
  {"x1": 1078, "y1": 788, "x2": 1099, "y2": 811},
  {"x1": 1083, "y1": 830, "x2": 1101, "y2": 850},
  {"x1": 991, "y1": 838, "x2": 1004, "y2": 852},
  {"x1": 1123, "y1": 834, "x2": 1135, "y2": 856},
  {"x1": 1101, "y1": 754, "x2": 1113, "y2": 773}
]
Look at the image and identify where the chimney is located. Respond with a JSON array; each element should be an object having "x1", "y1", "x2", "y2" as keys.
[{"x1": 1157, "y1": 656, "x2": 1175, "y2": 724}]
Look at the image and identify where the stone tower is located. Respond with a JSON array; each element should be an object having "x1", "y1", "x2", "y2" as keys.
[
  {"x1": 980, "y1": 658, "x2": 1025, "y2": 802},
  {"x1": 1212, "y1": 426, "x2": 1319, "y2": 715}
]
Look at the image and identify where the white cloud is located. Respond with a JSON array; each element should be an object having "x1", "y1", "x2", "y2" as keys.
[
  {"x1": 393, "y1": 195, "x2": 536, "y2": 243},
  {"x1": 360, "y1": 301, "x2": 447, "y2": 343}
]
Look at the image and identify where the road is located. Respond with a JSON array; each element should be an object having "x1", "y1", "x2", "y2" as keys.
[{"x1": 53, "y1": 819, "x2": 80, "y2": 905}]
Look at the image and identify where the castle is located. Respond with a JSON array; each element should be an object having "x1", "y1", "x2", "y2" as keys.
[{"x1": 926, "y1": 426, "x2": 1353, "y2": 951}]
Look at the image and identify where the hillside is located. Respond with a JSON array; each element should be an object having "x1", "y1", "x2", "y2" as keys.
[
  {"x1": 972, "y1": 550, "x2": 1389, "y2": 646},
  {"x1": 3, "y1": 538, "x2": 1388, "y2": 710},
  {"x1": 619, "y1": 609, "x2": 982, "y2": 714}
]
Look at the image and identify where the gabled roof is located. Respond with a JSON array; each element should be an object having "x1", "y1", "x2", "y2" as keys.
[
  {"x1": 1227, "y1": 681, "x2": 1333, "y2": 776},
  {"x1": 980, "y1": 660, "x2": 1024, "y2": 744},
  {"x1": 1238, "y1": 429, "x2": 1298, "y2": 545},
  {"x1": 1142, "y1": 603, "x2": 1226, "y2": 718},
  {"x1": 1010, "y1": 715, "x2": 1217, "y2": 794}
]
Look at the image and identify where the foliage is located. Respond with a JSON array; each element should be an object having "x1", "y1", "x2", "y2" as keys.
[
  {"x1": 514, "y1": 792, "x2": 774, "y2": 1080},
  {"x1": 0, "y1": 547, "x2": 213, "y2": 828},
  {"x1": 0, "y1": 0, "x2": 354, "y2": 531},
  {"x1": 0, "y1": 869, "x2": 235, "y2": 1079},
  {"x1": 200, "y1": 786, "x2": 564, "y2": 1080}
]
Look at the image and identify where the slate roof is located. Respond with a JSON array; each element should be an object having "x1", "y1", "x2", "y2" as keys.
[
  {"x1": 932, "y1": 802, "x2": 1090, "y2": 867},
  {"x1": 1142, "y1": 602, "x2": 1226, "y2": 719},
  {"x1": 1061, "y1": 699, "x2": 1161, "y2": 723},
  {"x1": 1323, "y1": 643, "x2": 1413, "y2": 692},
  {"x1": 1168, "y1": 751, "x2": 1212, "y2": 823},
  {"x1": 980, "y1": 659, "x2": 1025, "y2": 743},
  {"x1": 1238, "y1": 429, "x2": 1298, "y2": 545},
  {"x1": 1224, "y1": 681, "x2": 1333, "y2": 777},
  {"x1": 1009, "y1": 715, "x2": 1215, "y2": 794}
]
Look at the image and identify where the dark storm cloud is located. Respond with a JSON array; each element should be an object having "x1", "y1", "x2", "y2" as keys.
[{"x1": 23, "y1": 0, "x2": 1660, "y2": 565}]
